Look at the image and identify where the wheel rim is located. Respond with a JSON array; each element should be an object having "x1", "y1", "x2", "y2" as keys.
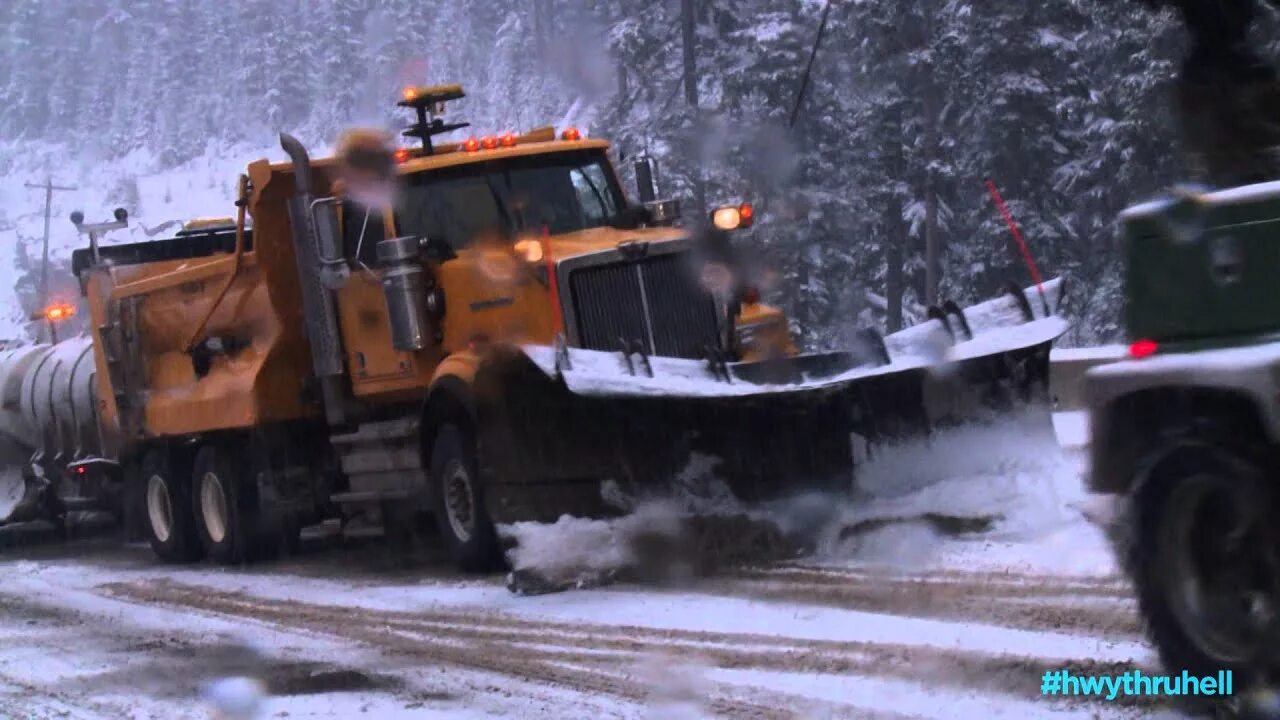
[
  {"x1": 444, "y1": 460, "x2": 475, "y2": 543},
  {"x1": 146, "y1": 474, "x2": 173, "y2": 544},
  {"x1": 1162, "y1": 470, "x2": 1280, "y2": 663},
  {"x1": 199, "y1": 471, "x2": 229, "y2": 545}
]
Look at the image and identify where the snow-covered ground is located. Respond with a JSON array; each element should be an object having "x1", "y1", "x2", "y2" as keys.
[{"x1": 0, "y1": 412, "x2": 1190, "y2": 720}]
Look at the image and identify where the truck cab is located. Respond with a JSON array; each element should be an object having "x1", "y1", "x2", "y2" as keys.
[{"x1": 1084, "y1": 180, "x2": 1280, "y2": 700}]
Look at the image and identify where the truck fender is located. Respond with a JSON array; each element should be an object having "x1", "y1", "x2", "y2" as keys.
[
  {"x1": 420, "y1": 353, "x2": 481, "y2": 498},
  {"x1": 1086, "y1": 382, "x2": 1272, "y2": 496}
]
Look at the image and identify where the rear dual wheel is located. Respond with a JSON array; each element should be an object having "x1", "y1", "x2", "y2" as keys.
[
  {"x1": 192, "y1": 444, "x2": 251, "y2": 564},
  {"x1": 192, "y1": 443, "x2": 291, "y2": 564},
  {"x1": 141, "y1": 447, "x2": 203, "y2": 563}
]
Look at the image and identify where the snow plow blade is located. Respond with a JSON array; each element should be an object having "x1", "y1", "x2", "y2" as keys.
[{"x1": 473, "y1": 279, "x2": 1067, "y2": 525}]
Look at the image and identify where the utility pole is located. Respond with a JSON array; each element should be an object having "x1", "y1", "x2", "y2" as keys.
[{"x1": 24, "y1": 178, "x2": 77, "y2": 343}]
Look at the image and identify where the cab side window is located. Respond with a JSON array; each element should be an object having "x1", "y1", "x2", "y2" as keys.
[{"x1": 341, "y1": 202, "x2": 385, "y2": 266}]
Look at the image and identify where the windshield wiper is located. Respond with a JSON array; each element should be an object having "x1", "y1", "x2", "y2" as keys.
[
  {"x1": 574, "y1": 167, "x2": 611, "y2": 222},
  {"x1": 484, "y1": 172, "x2": 518, "y2": 237}
]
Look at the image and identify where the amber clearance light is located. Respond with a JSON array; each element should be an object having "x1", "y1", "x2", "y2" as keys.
[{"x1": 40, "y1": 304, "x2": 75, "y2": 321}]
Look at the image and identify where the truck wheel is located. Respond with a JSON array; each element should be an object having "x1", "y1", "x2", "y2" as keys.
[
  {"x1": 430, "y1": 423, "x2": 501, "y2": 572},
  {"x1": 141, "y1": 447, "x2": 203, "y2": 562},
  {"x1": 1130, "y1": 442, "x2": 1279, "y2": 695},
  {"x1": 192, "y1": 443, "x2": 268, "y2": 564}
]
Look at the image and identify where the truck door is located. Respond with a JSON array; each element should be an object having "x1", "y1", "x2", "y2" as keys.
[{"x1": 332, "y1": 204, "x2": 422, "y2": 393}]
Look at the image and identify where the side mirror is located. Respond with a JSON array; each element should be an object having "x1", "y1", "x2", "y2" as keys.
[
  {"x1": 309, "y1": 198, "x2": 349, "y2": 289},
  {"x1": 634, "y1": 156, "x2": 658, "y2": 203}
]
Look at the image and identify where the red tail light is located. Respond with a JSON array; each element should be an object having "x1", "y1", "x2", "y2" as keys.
[{"x1": 1129, "y1": 339, "x2": 1158, "y2": 359}]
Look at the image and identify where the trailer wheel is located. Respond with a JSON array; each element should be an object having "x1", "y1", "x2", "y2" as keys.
[
  {"x1": 192, "y1": 443, "x2": 269, "y2": 564},
  {"x1": 1130, "y1": 441, "x2": 1279, "y2": 700},
  {"x1": 430, "y1": 423, "x2": 501, "y2": 572},
  {"x1": 141, "y1": 447, "x2": 203, "y2": 563}
]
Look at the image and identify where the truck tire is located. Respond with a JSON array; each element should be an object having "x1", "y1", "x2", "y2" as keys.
[
  {"x1": 192, "y1": 443, "x2": 271, "y2": 564},
  {"x1": 1129, "y1": 441, "x2": 1278, "y2": 700},
  {"x1": 430, "y1": 423, "x2": 501, "y2": 572},
  {"x1": 141, "y1": 447, "x2": 203, "y2": 563}
]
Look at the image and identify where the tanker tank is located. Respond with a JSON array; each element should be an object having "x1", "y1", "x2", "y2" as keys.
[{"x1": 0, "y1": 337, "x2": 107, "y2": 524}]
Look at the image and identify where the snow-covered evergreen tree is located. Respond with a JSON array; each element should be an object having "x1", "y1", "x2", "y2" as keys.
[{"x1": 0, "y1": 0, "x2": 1237, "y2": 345}]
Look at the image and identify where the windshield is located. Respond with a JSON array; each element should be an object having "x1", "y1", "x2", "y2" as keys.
[{"x1": 342, "y1": 149, "x2": 624, "y2": 264}]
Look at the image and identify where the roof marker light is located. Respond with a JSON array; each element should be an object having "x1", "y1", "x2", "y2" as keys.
[
  {"x1": 480, "y1": 135, "x2": 498, "y2": 150},
  {"x1": 499, "y1": 132, "x2": 517, "y2": 148},
  {"x1": 561, "y1": 127, "x2": 581, "y2": 141},
  {"x1": 462, "y1": 137, "x2": 480, "y2": 152}
]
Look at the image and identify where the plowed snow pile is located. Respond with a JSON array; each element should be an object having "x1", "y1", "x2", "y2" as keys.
[{"x1": 500, "y1": 409, "x2": 1110, "y2": 591}]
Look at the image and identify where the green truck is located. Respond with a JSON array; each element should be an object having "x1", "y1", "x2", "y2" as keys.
[{"x1": 1085, "y1": 182, "x2": 1280, "y2": 701}]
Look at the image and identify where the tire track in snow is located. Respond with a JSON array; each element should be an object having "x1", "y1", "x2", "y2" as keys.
[
  {"x1": 99, "y1": 579, "x2": 796, "y2": 720},
  {"x1": 716, "y1": 570, "x2": 1143, "y2": 639},
  {"x1": 755, "y1": 565, "x2": 1131, "y2": 598},
  {"x1": 100, "y1": 578, "x2": 1164, "y2": 716}
]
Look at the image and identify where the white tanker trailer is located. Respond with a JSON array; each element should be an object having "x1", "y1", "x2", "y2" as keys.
[{"x1": 0, "y1": 337, "x2": 119, "y2": 527}]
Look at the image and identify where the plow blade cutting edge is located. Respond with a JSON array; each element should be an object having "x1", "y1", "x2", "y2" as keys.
[{"x1": 472, "y1": 279, "x2": 1068, "y2": 525}]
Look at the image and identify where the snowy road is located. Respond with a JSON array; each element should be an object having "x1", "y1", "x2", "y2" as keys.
[{"x1": 0, "y1": 414, "x2": 1189, "y2": 719}]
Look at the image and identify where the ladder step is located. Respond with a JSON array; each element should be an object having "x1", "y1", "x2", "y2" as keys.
[
  {"x1": 338, "y1": 446, "x2": 423, "y2": 475},
  {"x1": 330, "y1": 489, "x2": 414, "y2": 504},
  {"x1": 330, "y1": 417, "x2": 419, "y2": 445}
]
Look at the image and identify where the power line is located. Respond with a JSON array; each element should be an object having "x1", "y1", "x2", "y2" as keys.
[{"x1": 23, "y1": 179, "x2": 78, "y2": 343}]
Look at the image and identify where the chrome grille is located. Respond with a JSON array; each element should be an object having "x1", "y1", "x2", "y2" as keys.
[{"x1": 566, "y1": 252, "x2": 721, "y2": 359}]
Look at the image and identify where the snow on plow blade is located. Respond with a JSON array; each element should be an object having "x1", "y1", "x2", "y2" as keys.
[{"x1": 473, "y1": 280, "x2": 1067, "y2": 525}]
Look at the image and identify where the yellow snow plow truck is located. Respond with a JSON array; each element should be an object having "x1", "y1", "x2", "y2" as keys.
[{"x1": 0, "y1": 85, "x2": 1066, "y2": 570}]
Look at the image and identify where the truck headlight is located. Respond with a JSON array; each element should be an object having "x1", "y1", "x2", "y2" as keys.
[
  {"x1": 513, "y1": 239, "x2": 544, "y2": 263},
  {"x1": 711, "y1": 202, "x2": 754, "y2": 231}
]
